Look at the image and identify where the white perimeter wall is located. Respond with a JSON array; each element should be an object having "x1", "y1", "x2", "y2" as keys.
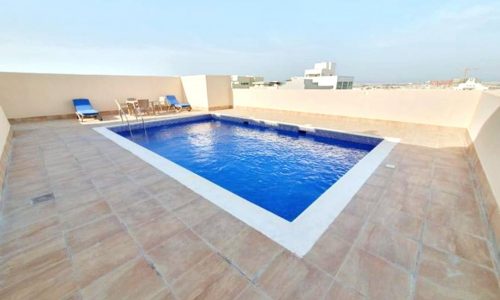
[
  {"x1": 206, "y1": 75, "x2": 233, "y2": 109},
  {"x1": 233, "y1": 87, "x2": 499, "y2": 207},
  {"x1": 180, "y1": 75, "x2": 209, "y2": 110},
  {"x1": 0, "y1": 106, "x2": 10, "y2": 154},
  {"x1": 0, "y1": 72, "x2": 184, "y2": 119},
  {"x1": 469, "y1": 91, "x2": 500, "y2": 202},
  {"x1": 180, "y1": 75, "x2": 233, "y2": 110},
  {"x1": 233, "y1": 89, "x2": 481, "y2": 128}
]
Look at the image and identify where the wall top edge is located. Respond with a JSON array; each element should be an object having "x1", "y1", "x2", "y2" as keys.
[
  {"x1": 0, "y1": 71, "x2": 182, "y2": 78},
  {"x1": 232, "y1": 88, "x2": 483, "y2": 93}
]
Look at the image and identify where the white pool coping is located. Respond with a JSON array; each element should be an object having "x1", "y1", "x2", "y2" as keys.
[{"x1": 94, "y1": 115, "x2": 398, "y2": 257}]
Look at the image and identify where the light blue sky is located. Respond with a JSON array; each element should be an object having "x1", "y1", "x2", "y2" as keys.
[{"x1": 1, "y1": 0, "x2": 499, "y2": 82}]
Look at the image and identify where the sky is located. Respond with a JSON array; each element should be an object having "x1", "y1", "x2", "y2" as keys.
[{"x1": 0, "y1": 0, "x2": 499, "y2": 83}]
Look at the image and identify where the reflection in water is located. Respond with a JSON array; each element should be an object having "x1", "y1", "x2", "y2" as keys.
[{"x1": 118, "y1": 119, "x2": 375, "y2": 221}]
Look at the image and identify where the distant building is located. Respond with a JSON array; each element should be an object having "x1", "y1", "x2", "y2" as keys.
[
  {"x1": 304, "y1": 62, "x2": 335, "y2": 77},
  {"x1": 252, "y1": 80, "x2": 281, "y2": 88},
  {"x1": 231, "y1": 75, "x2": 264, "y2": 88},
  {"x1": 281, "y1": 62, "x2": 354, "y2": 90},
  {"x1": 429, "y1": 80, "x2": 454, "y2": 88},
  {"x1": 456, "y1": 78, "x2": 488, "y2": 91}
]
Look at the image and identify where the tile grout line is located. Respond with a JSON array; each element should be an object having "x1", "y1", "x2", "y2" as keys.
[
  {"x1": 90, "y1": 143, "x2": 182, "y2": 300},
  {"x1": 2, "y1": 129, "x2": 81, "y2": 298},
  {"x1": 92, "y1": 127, "x2": 271, "y2": 297},
  {"x1": 149, "y1": 199, "x2": 256, "y2": 293},
  {"x1": 408, "y1": 155, "x2": 436, "y2": 300},
  {"x1": 57, "y1": 130, "x2": 111, "y2": 299},
  {"x1": 329, "y1": 173, "x2": 398, "y2": 297},
  {"x1": 101, "y1": 139, "x2": 263, "y2": 292},
  {"x1": 3, "y1": 113, "x2": 498, "y2": 299},
  {"x1": 465, "y1": 144, "x2": 500, "y2": 283}
]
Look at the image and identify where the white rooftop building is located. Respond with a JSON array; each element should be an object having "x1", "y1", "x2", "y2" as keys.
[
  {"x1": 304, "y1": 62, "x2": 336, "y2": 77},
  {"x1": 281, "y1": 61, "x2": 354, "y2": 90},
  {"x1": 455, "y1": 78, "x2": 488, "y2": 91}
]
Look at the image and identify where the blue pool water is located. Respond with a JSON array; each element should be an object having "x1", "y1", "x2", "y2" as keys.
[{"x1": 115, "y1": 117, "x2": 378, "y2": 221}]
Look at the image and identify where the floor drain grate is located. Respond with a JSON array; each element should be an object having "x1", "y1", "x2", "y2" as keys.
[{"x1": 31, "y1": 193, "x2": 55, "y2": 205}]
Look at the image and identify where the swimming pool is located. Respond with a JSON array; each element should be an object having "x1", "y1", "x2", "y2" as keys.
[
  {"x1": 113, "y1": 115, "x2": 377, "y2": 221},
  {"x1": 96, "y1": 114, "x2": 397, "y2": 255}
]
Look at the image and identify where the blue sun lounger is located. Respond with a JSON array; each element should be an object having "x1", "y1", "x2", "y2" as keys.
[
  {"x1": 72, "y1": 98, "x2": 103, "y2": 122},
  {"x1": 166, "y1": 95, "x2": 192, "y2": 112}
]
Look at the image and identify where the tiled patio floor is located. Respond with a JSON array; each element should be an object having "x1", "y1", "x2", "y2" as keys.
[{"x1": 1, "y1": 108, "x2": 499, "y2": 299}]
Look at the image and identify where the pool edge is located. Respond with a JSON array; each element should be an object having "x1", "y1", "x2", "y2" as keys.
[{"x1": 93, "y1": 114, "x2": 398, "y2": 257}]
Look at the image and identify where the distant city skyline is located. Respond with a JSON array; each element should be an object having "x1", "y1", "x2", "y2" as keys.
[{"x1": 0, "y1": 0, "x2": 499, "y2": 83}]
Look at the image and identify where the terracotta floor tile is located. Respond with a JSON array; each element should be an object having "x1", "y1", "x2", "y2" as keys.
[
  {"x1": 326, "y1": 281, "x2": 366, "y2": 300},
  {"x1": 116, "y1": 198, "x2": 167, "y2": 228},
  {"x1": 0, "y1": 236, "x2": 68, "y2": 288},
  {"x1": 431, "y1": 177, "x2": 475, "y2": 198},
  {"x1": 221, "y1": 227, "x2": 283, "y2": 279},
  {"x1": 173, "y1": 197, "x2": 220, "y2": 227},
  {"x1": 129, "y1": 212, "x2": 186, "y2": 250},
  {"x1": 91, "y1": 172, "x2": 129, "y2": 190},
  {"x1": 257, "y1": 251, "x2": 331, "y2": 300},
  {"x1": 52, "y1": 178, "x2": 96, "y2": 197},
  {"x1": 0, "y1": 216, "x2": 61, "y2": 256},
  {"x1": 392, "y1": 168, "x2": 432, "y2": 187},
  {"x1": 0, "y1": 259, "x2": 77, "y2": 300},
  {"x1": 433, "y1": 166, "x2": 471, "y2": 186},
  {"x1": 3, "y1": 109, "x2": 499, "y2": 300},
  {"x1": 104, "y1": 185, "x2": 151, "y2": 210},
  {"x1": 418, "y1": 246, "x2": 500, "y2": 299},
  {"x1": 148, "y1": 229, "x2": 212, "y2": 283},
  {"x1": 47, "y1": 166, "x2": 86, "y2": 182},
  {"x1": 55, "y1": 189, "x2": 103, "y2": 214},
  {"x1": 427, "y1": 191, "x2": 486, "y2": 237},
  {"x1": 357, "y1": 222, "x2": 418, "y2": 271},
  {"x1": 73, "y1": 231, "x2": 140, "y2": 288},
  {"x1": 127, "y1": 167, "x2": 164, "y2": 184},
  {"x1": 5, "y1": 180, "x2": 51, "y2": 200},
  {"x1": 172, "y1": 254, "x2": 249, "y2": 300},
  {"x1": 66, "y1": 215, "x2": 124, "y2": 254},
  {"x1": 380, "y1": 184, "x2": 430, "y2": 218},
  {"x1": 423, "y1": 223, "x2": 492, "y2": 268},
  {"x1": 156, "y1": 185, "x2": 202, "y2": 210},
  {"x1": 149, "y1": 288, "x2": 176, "y2": 300},
  {"x1": 427, "y1": 202, "x2": 486, "y2": 238},
  {"x1": 416, "y1": 277, "x2": 484, "y2": 300},
  {"x1": 304, "y1": 229, "x2": 351, "y2": 276},
  {"x1": 342, "y1": 195, "x2": 375, "y2": 218},
  {"x1": 236, "y1": 284, "x2": 270, "y2": 300},
  {"x1": 328, "y1": 211, "x2": 365, "y2": 243},
  {"x1": 431, "y1": 190, "x2": 478, "y2": 212},
  {"x1": 353, "y1": 184, "x2": 384, "y2": 203},
  {"x1": 370, "y1": 205, "x2": 423, "y2": 240},
  {"x1": 95, "y1": 177, "x2": 135, "y2": 195},
  {"x1": 365, "y1": 174, "x2": 388, "y2": 188},
  {"x1": 143, "y1": 177, "x2": 180, "y2": 196},
  {"x1": 192, "y1": 210, "x2": 246, "y2": 249},
  {"x1": 0, "y1": 201, "x2": 58, "y2": 233},
  {"x1": 80, "y1": 258, "x2": 166, "y2": 300},
  {"x1": 373, "y1": 164, "x2": 395, "y2": 178},
  {"x1": 336, "y1": 248, "x2": 411, "y2": 299},
  {"x1": 385, "y1": 178, "x2": 428, "y2": 195},
  {"x1": 61, "y1": 200, "x2": 112, "y2": 230},
  {"x1": 2, "y1": 198, "x2": 33, "y2": 216}
]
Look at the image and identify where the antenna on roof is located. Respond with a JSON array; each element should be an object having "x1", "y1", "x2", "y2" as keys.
[{"x1": 464, "y1": 67, "x2": 479, "y2": 79}]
